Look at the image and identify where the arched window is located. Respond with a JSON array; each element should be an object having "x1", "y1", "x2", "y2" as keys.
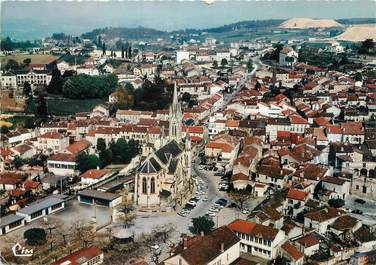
[
  {"x1": 142, "y1": 178, "x2": 147, "y2": 194},
  {"x1": 151, "y1": 178, "x2": 155, "y2": 194}
]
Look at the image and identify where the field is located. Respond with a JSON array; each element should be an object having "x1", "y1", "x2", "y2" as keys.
[
  {"x1": 0, "y1": 54, "x2": 59, "y2": 65},
  {"x1": 27, "y1": 97, "x2": 107, "y2": 115}
]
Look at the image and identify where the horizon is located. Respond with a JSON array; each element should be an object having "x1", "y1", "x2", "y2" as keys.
[{"x1": 1, "y1": 0, "x2": 375, "y2": 41}]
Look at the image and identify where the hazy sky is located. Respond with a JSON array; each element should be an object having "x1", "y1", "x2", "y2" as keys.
[{"x1": 1, "y1": 0, "x2": 375, "y2": 40}]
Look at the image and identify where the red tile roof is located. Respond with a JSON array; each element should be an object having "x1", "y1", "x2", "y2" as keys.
[
  {"x1": 287, "y1": 188, "x2": 309, "y2": 201},
  {"x1": 227, "y1": 219, "x2": 280, "y2": 241},
  {"x1": 80, "y1": 169, "x2": 107, "y2": 179},
  {"x1": 51, "y1": 246, "x2": 102, "y2": 265},
  {"x1": 66, "y1": 140, "x2": 91, "y2": 155},
  {"x1": 282, "y1": 241, "x2": 304, "y2": 261}
]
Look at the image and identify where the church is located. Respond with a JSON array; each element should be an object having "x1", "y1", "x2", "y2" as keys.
[{"x1": 133, "y1": 84, "x2": 193, "y2": 210}]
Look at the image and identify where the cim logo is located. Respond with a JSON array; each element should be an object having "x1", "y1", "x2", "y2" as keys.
[{"x1": 12, "y1": 243, "x2": 33, "y2": 257}]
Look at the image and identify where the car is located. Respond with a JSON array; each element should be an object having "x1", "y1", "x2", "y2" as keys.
[
  {"x1": 242, "y1": 209, "x2": 250, "y2": 214},
  {"x1": 355, "y1": 198, "x2": 366, "y2": 204},
  {"x1": 209, "y1": 207, "x2": 220, "y2": 213},
  {"x1": 202, "y1": 197, "x2": 209, "y2": 202},
  {"x1": 207, "y1": 212, "x2": 216, "y2": 217},
  {"x1": 187, "y1": 200, "x2": 197, "y2": 206},
  {"x1": 149, "y1": 244, "x2": 160, "y2": 250},
  {"x1": 352, "y1": 209, "x2": 363, "y2": 215}
]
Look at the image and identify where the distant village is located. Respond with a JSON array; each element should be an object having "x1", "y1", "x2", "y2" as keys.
[{"x1": 0, "y1": 19, "x2": 376, "y2": 265}]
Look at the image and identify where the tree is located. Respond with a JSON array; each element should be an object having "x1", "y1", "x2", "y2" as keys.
[
  {"x1": 354, "y1": 72, "x2": 363, "y2": 81},
  {"x1": 221, "y1": 58, "x2": 228, "y2": 67},
  {"x1": 76, "y1": 153, "x2": 100, "y2": 173},
  {"x1": 5, "y1": 59, "x2": 20, "y2": 70},
  {"x1": 24, "y1": 228, "x2": 47, "y2": 245},
  {"x1": 102, "y1": 42, "x2": 106, "y2": 56},
  {"x1": 121, "y1": 44, "x2": 125, "y2": 58},
  {"x1": 23, "y1": 81, "x2": 32, "y2": 97},
  {"x1": 117, "y1": 192, "x2": 136, "y2": 228},
  {"x1": 97, "y1": 138, "x2": 107, "y2": 153},
  {"x1": 127, "y1": 45, "x2": 132, "y2": 59},
  {"x1": 47, "y1": 66, "x2": 63, "y2": 94},
  {"x1": 23, "y1": 58, "x2": 31, "y2": 66},
  {"x1": 359, "y1": 39, "x2": 375, "y2": 55},
  {"x1": 35, "y1": 94, "x2": 48, "y2": 117},
  {"x1": 247, "y1": 59, "x2": 253, "y2": 72},
  {"x1": 212, "y1": 60, "x2": 218, "y2": 68},
  {"x1": 12, "y1": 156, "x2": 23, "y2": 169},
  {"x1": 189, "y1": 216, "x2": 215, "y2": 235},
  {"x1": 181, "y1": 92, "x2": 191, "y2": 103},
  {"x1": 228, "y1": 189, "x2": 252, "y2": 210},
  {"x1": 328, "y1": 198, "x2": 345, "y2": 208}
]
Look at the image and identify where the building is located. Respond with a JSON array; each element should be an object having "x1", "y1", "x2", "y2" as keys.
[
  {"x1": 16, "y1": 196, "x2": 65, "y2": 223},
  {"x1": 133, "y1": 84, "x2": 192, "y2": 210},
  {"x1": 80, "y1": 169, "x2": 109, "y2": 186},
  {"x1": 77, "y1": 190, "x2": 122, "y2": 208},
  {"x1": 162, "y1": 226, "x2": 241, "y2": 265},
  {"x1": 279, "y1": 47, "x2": 298, "y2": 66},
  {"x1": 227, "y1": 219, "x2": 286, "y2": 260},
  {"x1": 51, "y1": 246, "x2": 104, "y2": 265},
  {"x1": 176, "y1": 50, "x2": 190, "y2": 64},
  {"x1": 47, "y1": 153, "x2": 77, "y2": 176},
  {"x1": 0, "y1": 214, "x2": 25, "y2": 235}
]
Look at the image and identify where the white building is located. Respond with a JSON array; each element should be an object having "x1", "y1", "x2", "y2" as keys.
[{"x1": 176, "y1": 50, "x2": 190, "y2": 64}]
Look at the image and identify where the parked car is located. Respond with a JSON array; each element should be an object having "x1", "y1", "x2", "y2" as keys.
[
  {"x1": 352, "y1": 209, "x2": 363, "y2": 215},
  {"x1": 355, "y1": 198, "x2": 366, "y2": 204}
]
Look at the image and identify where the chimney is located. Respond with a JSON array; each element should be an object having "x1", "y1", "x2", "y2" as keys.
[{"x1": 220, "y1": 242, "x2": 225, "y2": 253}]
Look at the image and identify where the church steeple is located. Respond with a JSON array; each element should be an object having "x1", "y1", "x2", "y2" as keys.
[{"x1": 169, "y1": 82, "x2": 182, "y2": 142}]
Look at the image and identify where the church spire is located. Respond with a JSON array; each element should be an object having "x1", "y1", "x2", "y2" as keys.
[{"x1": 169, "y1": 82, "x2": 182, "y2": 142}]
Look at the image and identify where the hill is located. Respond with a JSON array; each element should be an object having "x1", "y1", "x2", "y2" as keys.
[
  {"x1": 81, "y1": 27, "x2": 167, "y2": 41},
  {"x1": 335, "y1": 24, "x2": 376, "y2": 42},
  {"x1": 280, "y1": 18, "x2": 343, "y2": 29}
]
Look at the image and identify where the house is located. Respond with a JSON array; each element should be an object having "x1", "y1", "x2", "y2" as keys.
[
  {"x1": 285, "y1": 188, "x2": 309, "y2": 217},
  {"x1": 47, "y1": 153, "x2": 77, "y2": 176},
  {"x1": 227, "y1": 219, "x2": 286, "y2": 260},
  {"x1": 51, "y1": 246, "x2": 104, "y2": 265},
  {"x1": 304, "y1": 207, "x2": 344, "y2": 234},
  {"x1": 11, "y1": 144, "x2": 35, "y2": 159},
  {"x1": 321, "y1": 176, "x2": 351, "y2": 200},
  {"x1": 279, "y1": 47, "x2": 298, "y2": 66},
  {"x1": 280, "y1": 240, "x2": 304, "y2": 265},
  {"x1": 329, "y1": 215, "x2": 362, "y2": 239},
  {"x1": 16, "y1": 196, "x2": 65, "y2": 223},
  {"x1": 37, "y1": 132, "x2": 69, "y2": 154},
  {"x1": 0, "y1": 172, "x2": 25, "y2": 190},
  {"x1": 205, "y1": 133, "x2": 240, "y2": 163},
  {"x1": 296, "y1": 233, "x2": 320, "y2": 257},
  {"x1": 162, "y1": 226, "x2": 241, "y2": 265},
  {"x1": 80, "y1": 169, "x2": 109, "y2": 185}
]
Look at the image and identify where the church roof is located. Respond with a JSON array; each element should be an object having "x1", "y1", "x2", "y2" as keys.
[
  {"x1": 155, "y1": 140, "x2": 183, "y2": 165},
  {"x1": 168, "y1": 157, "x2": 179, "y2": 174},
  {"x1": 139, "y1": 157, "x2": 161, "y2": 173}
]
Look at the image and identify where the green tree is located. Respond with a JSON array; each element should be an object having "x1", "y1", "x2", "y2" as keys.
[
  {"x1": 228, "y1": 190, "x2": 252, "y2": 210},
  {"x1": 102, "y1": 42, "x2": 106, "y2": 56},
  {"x1": 47, "y1": 66, "x2": 63, "y2": 94},
  {"x1": 35, "y1": 94, "x2": 48, "y2": 117},
  {"x1": 5, "y1": 59, "x2": 20, "y2": 70},
  {"x1": 354, "y1": 72, "x2": 363, "y2": 81},
  {"x1": 127, "y1": 45, "x2": 132, "y2": 59},
  {"x1": 121, "y1": 44, "x2": 125, "y2": 58},
  {"x1": 189, "y1": 216, "x2": 215, "y2": 235},
  {"x1": 23, "y1": 81, "x2": 32, "y2": 97},
  {"x1": 23, "y1": 58, "x2": 31, "y2": 66},
  {"x1": 24, "y1": 228, "x2": 47, "y2": 245},
  {"x1": 328, "y1": 198, "x2": 345, "y2": 208},
  {"x1": 181, "y1": 92, "x2": 191, "y2": 103},
  {"x1": 12, "y1": 156, "x2": 23, "y2": 169},
  {"x1": 247, "y1": 59, "x2": 253, "y2": 72},
  {"x1": 221, "y1": 58, "x2": 228, "y2": 67},
  {"x1": 97, "y1": 138, "x2": 106, "y2": 153},
  {"x1": 212, "y1": 60, "x2": 218, "y2": 68},
  {"x1": 76, "y1": 153, "x2": 100, "y2": 173}
]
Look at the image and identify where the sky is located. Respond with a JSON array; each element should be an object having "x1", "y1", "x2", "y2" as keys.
[{"x1": 1, "y1": 0, "x2": 375, "y2": 40}]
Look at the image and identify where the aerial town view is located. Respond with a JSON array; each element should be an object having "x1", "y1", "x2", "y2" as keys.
[{"x1": 0, "y1": 0, "x2": 376, "y2": 264}]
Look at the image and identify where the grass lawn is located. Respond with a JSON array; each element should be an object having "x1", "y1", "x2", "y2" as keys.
[
  {"x1": 1, "y1": 54, "x2": 59, "y2": 65},
  {"x1": 27, "y1": 97, "x2": 107, "y2": 116}
]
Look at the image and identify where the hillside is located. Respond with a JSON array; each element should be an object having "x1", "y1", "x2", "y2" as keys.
[
  {"x1": 335, "y1": 24, "x2": 376, "y2": 42},
  {"x1": 81, "y1": 27, "x2": 167, "y2": 41},
  {"x1": 280, "y1": 18, "x2": 343, "y2": 29}
]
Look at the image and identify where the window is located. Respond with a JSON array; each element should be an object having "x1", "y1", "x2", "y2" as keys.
[
  {"x1": 31, "y1": 210, "x2": 43, "y2": 219},
  {"x1": 9, "y1": 220, "x2": 22, "y2": 229},
  {"x1": 51, "y1": 203, "x2": 62, "y2": 210},
  {"x1": 142, "y1": 178, "x2": 147, "y2": 194},
  {"x1": 150, "y1": 178, "x2": 155, "y2": 194}
]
